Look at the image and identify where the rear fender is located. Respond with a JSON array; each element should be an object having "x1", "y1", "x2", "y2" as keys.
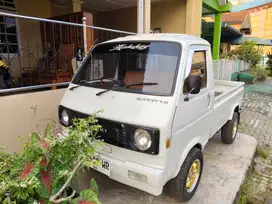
[{"x1": 229, "y1": 103, "x2": 240, "y2": 123}]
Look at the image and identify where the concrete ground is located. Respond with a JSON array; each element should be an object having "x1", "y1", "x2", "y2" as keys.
[{"x1": 78, "y1": 133, "x2": 256, "y2": 204}]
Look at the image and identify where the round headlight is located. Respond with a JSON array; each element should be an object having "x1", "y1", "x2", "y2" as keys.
[
  {"x1": 61, "y1": 109, "x2": 70, "y2": 126},
  {"x1": 134, "y1": 129, "x2": 152, "y2": 151}
]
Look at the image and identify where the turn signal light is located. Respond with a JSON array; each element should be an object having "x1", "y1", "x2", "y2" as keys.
[{"x1": 166, "y1": 137, "x2": 171, "y2": 149}]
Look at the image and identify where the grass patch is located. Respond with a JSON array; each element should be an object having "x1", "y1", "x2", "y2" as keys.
[
  {"x1": 238, "y1": 146, "x2": 272, "y2": 204},
  {"x1": 238, "y1": 168, "x2": 255, "y2": 204},
  {"x1": 256, "y1": 147, "x2": 269, "y2": 160}
]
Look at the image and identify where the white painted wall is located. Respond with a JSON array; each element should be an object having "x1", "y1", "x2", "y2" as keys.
[{"x1": 0, "y1": 89, "x2": 66, "y2": 152}]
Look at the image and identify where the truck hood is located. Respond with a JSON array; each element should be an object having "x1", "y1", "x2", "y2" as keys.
[{"x1": 60, "y1": 85, "x2": 176, "y2": 129}]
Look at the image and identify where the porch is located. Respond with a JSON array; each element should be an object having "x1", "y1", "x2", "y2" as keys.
[
  {"x1": 0, "y1": 0, "x2": 233, "y2": 89},
  {"x1": 0, "y1": 0, "x2": 234, "y2": 152}
]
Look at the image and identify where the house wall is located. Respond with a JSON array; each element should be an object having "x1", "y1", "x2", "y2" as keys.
[
  {"x1": 94, "y1": 7, "x2": 137, "y2": 32},
  {"x1": 52, "y1": 4, "x2": 73, "y2": 16},
  {"x1": 0, "y1": 89, "x2": 66, "y2": 153},
  {"x1": 151, "y1": 0, "x2": 186, "y2": 33},
  {"x1": 94, "y1": 0, "x2": 187, "y2": 33},
  {"x1": 250, "y1": 7, "x2": 272, "y2": 39}
]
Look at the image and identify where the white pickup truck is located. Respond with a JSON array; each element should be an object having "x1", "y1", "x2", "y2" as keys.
[{"x1": 58, "y1": 34, "x2": 244, "y2": 202}]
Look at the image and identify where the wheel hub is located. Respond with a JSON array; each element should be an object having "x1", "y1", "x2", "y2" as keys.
[
  {"x1": 232, "y1": 120, "x2": 238, "y2": 138},
  {"x1": 186, "y1": 159, "x2": 200, "y2": 193}
]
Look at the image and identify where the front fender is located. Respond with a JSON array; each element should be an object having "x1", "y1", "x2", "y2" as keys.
[{"x1": 173, "y1": 136, "x2": 203, "y2": 177}]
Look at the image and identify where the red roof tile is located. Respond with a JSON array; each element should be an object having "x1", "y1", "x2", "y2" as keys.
[{"x1": 222, "y1": 10, "x2": 249, "y2": 24}]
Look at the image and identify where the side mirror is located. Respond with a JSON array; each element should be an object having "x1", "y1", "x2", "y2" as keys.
[{"x1": 184, "y1": 75, "x2": 202, "y2": 101}]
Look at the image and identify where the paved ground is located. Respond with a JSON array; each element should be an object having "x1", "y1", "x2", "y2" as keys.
[
  {"x1": 240, "y1": 78, "x2": 272, "y2": 143},
  {"x1": 240, "y1": 92, "x2": 272, "y2": 141},
  {"x1": 77, "y1": 133, "x2": 256, "y2": 204}
]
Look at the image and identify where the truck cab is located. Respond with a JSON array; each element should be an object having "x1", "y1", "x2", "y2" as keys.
[{"x1": 59, "y1": 34, "x2": 244, "y2": 202}]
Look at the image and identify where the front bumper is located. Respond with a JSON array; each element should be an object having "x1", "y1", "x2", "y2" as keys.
[
  {"x1": 58, "y1": 128, "x2": 165, "y2": 196},
  {"x1": 98, "y1": 153, "x2": 165, "y2": 196}
]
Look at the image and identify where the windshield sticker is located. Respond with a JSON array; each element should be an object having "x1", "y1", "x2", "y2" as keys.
[{"x1": 109, "y1": 44, "x2": 150, "y2": 51}]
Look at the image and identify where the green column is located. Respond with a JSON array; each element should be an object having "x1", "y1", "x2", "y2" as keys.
[{"x1": 212, "y1": 13, "x2": 222, "y2": 60}]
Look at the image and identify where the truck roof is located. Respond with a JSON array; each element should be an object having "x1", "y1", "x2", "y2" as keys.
[{"x1": 105, "y1": 33, "x2": 211, "y2": 46}]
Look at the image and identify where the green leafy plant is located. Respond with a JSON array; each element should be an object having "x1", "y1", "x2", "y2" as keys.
[
  {"x1": 0, "y1": 111, "x2": 104, "y2": 203},
  {"x1": 222, "y1": 41, "x2": 263, "y2": 73},
  {"x1": 238, "y1": 168, "x2": 257, "y2": 204},
  {"x1": 255, "y1": 66, "x2": 268, "y2": 80},
  {"x1": 266, "y1": 53, "x2": 272, "y2": 76}
]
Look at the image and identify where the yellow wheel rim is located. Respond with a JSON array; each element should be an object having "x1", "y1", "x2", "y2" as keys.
[
  {"x1": 186, "y1": 159, "x2": 201, "y2": 193},
  {"x1": 232, "y1": 120, "x2": 238, "y2": 139}
]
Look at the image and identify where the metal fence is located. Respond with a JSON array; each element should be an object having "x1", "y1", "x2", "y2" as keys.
[
  {"x1": 213, "y1": 60, "x2": 250, "y2": 81},
  {"x1": 0, "y1": 11, "x2": 135, "y2": 94}
]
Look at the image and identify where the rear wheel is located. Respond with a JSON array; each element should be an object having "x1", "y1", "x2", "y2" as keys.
[
  {"x1": 164, "y1": 147, "x2": 203, "y2": 202},
  {"x1": 221, "y1": 112, "x2": 239, "y2": 144}
]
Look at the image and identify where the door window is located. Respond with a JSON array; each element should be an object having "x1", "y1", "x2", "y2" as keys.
[{"x1": 183, "y1": 51, "x2": 207, "y2": 94}]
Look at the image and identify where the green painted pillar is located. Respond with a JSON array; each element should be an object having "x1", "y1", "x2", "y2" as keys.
[{"x1": 212, "y1": 13, "x2": 222, "y2": 60}]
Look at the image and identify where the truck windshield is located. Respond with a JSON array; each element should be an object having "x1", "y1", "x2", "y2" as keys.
[{"x1": 72, "y1": 41, "x2": 181, "y2": 96}]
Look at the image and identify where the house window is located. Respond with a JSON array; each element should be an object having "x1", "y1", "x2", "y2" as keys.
[
  {"x1": 0, "y1": 0, "x2": 18, "y2": 54},
  {"x1": 0, "y1": 16, "x2": 18, "y2": 53},
  {"x1": 0, "y1": 0, "x2": 16, "y2": 12}
]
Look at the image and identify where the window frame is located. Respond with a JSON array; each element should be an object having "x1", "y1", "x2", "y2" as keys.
[
  {"x1": 0, "y1": 0, "x2": 20, "y2": 55},
  {"x1": 183, "y1": 49, "x2": 208, "y2": 95}
]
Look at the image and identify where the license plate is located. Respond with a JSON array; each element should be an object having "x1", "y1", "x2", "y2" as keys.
[{"x1": 92, "y1": 155, "x2": 111, "y2": 177}]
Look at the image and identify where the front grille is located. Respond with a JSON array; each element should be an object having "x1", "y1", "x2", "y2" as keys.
[
  {"x1": 98, "y1": 118, "x2": 131, "y2": 147},
  {"x1": 69, "y1": 109, "x2": 133, "y2": 149},
  {"x1": 59, "y1": 106, "x2": 160, "y2": 155}
]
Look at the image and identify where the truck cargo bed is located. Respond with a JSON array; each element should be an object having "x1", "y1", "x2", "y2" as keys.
[{"x1": 214, "y1": 80, "x2": 244, "y2": 102}]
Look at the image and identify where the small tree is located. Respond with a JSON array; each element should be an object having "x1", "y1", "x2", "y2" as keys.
[
  {"x1": 221, "y1": 41, "x2": 263, "y2": 73},
  {"x1": 232, "y1": 41, "x2": 263, "y2": 73},
  {"x1": 0, "y1": 112, "x2": 104, "y2": 204}
]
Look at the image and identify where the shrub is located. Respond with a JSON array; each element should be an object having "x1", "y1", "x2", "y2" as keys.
[
  {"x1": 0, "y1": 111, "x2": 104, "y2": 204},
  {"x1": 255, "y1": 66, "x2": 267, "y2": 79},
  {"x1": 266, "y1": 53, "x2": 272, "y2": 76}
]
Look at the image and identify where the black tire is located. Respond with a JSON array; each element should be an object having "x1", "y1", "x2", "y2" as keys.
[
  {"x1": 221, "y1": 112, "x2": 239, "y2": 144},
  {"x1": 164, "y1": 147, "x2": 203, "y2": 202}
]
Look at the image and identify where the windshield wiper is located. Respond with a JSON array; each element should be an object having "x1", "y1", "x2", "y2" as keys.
[
  {"x1": 126, "y1": 82, "x2": 158, "y2": 88},
  {"x1": 69, "y1": 85, "x2": 81, "y2": 91},
  {"x1": 69, "y1": 80, "x2": 88, "y2": 91},
  {"x1": 96, "y1": 82, "x2": 158, "y2": 96},
  {"x1": 69, "y1": 77, "x2": 121, "y2": 91}
]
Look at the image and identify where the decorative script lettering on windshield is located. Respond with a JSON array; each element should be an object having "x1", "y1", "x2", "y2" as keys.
[{"x1": 109, "y1": 44, "x2": 150, "y2": 51}]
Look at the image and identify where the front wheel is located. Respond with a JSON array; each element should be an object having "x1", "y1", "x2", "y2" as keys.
[
  {"x1": 221, "y1": 112, "x2": 239, "y2": 144},
  {"x1": 164, "y1": 147, "x2": 203, "y2": 202}
]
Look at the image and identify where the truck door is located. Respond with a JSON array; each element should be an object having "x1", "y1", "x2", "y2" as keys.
[{"x1": 172, "y1": 46, "x2": 213, "y2": 149}]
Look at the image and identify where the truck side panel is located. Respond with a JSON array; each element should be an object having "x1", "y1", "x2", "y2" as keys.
[{"x1": 211, "y1": 83, "x2": 244, "y2": 137}]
